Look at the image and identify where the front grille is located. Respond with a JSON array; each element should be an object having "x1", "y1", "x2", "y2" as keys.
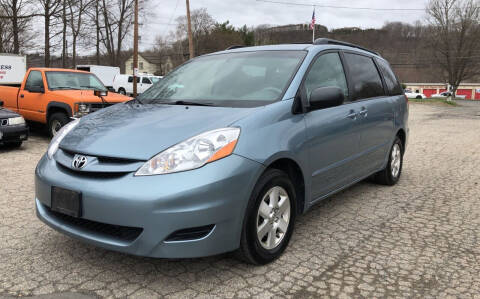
[
  {"x1": 57, "y1": 163, "x2": 129, "y2": 179},
  {"x1": 165, "y1": 225, "x2": 215, "y2": 242},
  {"x1": 90, "y1": 103, "x2": 114, "y2": 113},
  {"x1": 0, "y1": 119, "x2": 7, "y2": 126},
  {"x1": 46, "y1": 206, "x2": 143, "y2": 243}
]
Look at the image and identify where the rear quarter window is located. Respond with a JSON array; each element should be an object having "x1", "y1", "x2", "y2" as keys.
[
  {"x1": 376, "y1": 58, "x2": 403, "y2": 96},
  {"x1": 344, "y1": 53, "x2": 385, "y2": 100}
]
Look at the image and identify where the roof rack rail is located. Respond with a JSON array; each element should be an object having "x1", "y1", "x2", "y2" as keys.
[
  {"x1": 313, "y1": 38, "x2": 380, "y2": 56},
  {"x1": 226, "y1": 45, "x2": 245, "y2": 50}
]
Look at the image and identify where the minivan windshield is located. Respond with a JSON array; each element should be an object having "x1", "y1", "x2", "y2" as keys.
[
  {"x1": 137, "y1": 51, "x2": 306, "y2": 107},
  {"x1": 46, "y1": 71, "x2": 107, "y2": 91}
]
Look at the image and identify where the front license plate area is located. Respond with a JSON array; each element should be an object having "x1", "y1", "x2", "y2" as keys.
[{"x1": 51, "y1": 187, "x2": 82, "y2": 218}]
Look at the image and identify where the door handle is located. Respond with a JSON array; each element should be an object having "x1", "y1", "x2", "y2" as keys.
[
  {"x1": 359, "y1": 109, "x2": 368, "y2": 117},
  {"x1": 20, "y1": 94, "x2": 24, "y2": 98},
  {"x1": 347, "y1": 110, "x2": 357, "y2": 119}
]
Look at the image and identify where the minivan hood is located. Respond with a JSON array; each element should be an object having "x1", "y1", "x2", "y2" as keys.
[{"x1": 60, "y1": 102, "x2": 258, "y2": 160}]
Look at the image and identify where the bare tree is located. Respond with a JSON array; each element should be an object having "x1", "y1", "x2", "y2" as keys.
[
  {"x1": 0, "y1": 0, "x2": 37, "y2": 53},
  {"x1": 67, "y1": 0, "x2": 93, "y2": 67},
  {"x1": 175, "y1": 8, "x2": 215, "y2": 54},
  {"x1": 61, "y1": 0, "x2": 67, "y2": 67},
  {"x1": 426, "y1": 0, "x2": 480, "y2": 98},
  {"x1": 97, "y1": 0, "x2": 137, "y2": 66},
  {"x1": 38, "y1": 0, "x2": 62, "y2": 66}
]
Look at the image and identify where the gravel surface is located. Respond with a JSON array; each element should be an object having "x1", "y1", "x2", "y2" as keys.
[{"x1": 1, "y1": 101, "x2": 479, "y2": 298}]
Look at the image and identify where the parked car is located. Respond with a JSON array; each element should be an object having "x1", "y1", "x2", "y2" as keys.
[
  {"x1": 0, "y1": 68, "x2": 131, "y2": 136},
  {"x1": 431, "y1": 91, "x2": 466, "y2": 99},
  {"x1": 405, "y1": 90, "x2": 427, "y2": 99},
  {"x1": 35, "y1": 39, "x2": 408, "y2": 264},
  {"x1": 112, "y1": 74, "x2": 161, "y2": 95},
  {"x1": 75, "y1": 65, "x2": 120, "y2": 89},
  {"x1": 0, "y1": 54, "x2": 26, "y2": 86},
  {"x1": 0, "y1": 100, "x2": 28, "y2": 147}
]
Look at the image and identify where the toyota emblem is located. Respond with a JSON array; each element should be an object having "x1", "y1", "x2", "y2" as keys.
[{"x1": 72, "y1": 155, "x2": 88, "y2": 169}]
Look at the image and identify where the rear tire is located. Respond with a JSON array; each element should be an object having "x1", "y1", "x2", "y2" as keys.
[
  {"x1": 6, "y1": 141, "x2": 22, "y2": 148},
  {"x1": 48, "y1": 112, "x2": 70, "y2": 138},
  {"x1": 237, "y1": 169, "x2": 296, "y2": 265},
  {"x1": 372, "y1": 137, "x2": 403, "y2": 186},
  {"x1": 416, "y1": 95, "x2": 422, "y2": 99},
  {"x1": 118, "y1": 88, "x2": 126, "y2": 95}
]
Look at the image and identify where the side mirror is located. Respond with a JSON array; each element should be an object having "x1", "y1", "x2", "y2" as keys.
[
  {"x1": 309, "y1": 87, "x2": 345, "y2": 110},
  {"x1": 28, "y1": 86, "x2": 45, "y2": 93},
  {"x1": 0, "y1": 100, "x2": 3, "y2": 107},
  {"x1": 94, "y1": 90, "x2": 108, "y2": 97}
]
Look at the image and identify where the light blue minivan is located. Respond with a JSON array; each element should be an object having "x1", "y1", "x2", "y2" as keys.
[{"x1": 35, "y1": 39, "x2": 408, "y2": 264}]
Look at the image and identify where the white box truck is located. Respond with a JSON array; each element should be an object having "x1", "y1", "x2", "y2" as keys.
[
  {"x1": 0, "y1": 54, "x2": 27, "y2": 86},
  {"x1": 76, "y1": 65, "x2": 120, "y2": 89}
]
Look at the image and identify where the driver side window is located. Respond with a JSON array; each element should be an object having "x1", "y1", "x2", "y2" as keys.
[
  {"x1": 25, "y1": 71, "x2": 44, "y2": 91},
  {"x1": 303, "y1": 53, "x2": 349, "y2": 101}
]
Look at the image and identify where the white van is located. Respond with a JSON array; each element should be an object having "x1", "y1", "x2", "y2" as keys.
[
  {"x1": 112, "y1": 74, "x2": 162, "y2": 95},
  {"x1": 76, "y1": 65, "x2": 120, "y2": 89}
]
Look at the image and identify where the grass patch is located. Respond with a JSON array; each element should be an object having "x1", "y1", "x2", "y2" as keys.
[{"x1": 409, "y1": 98, "x2": 458, "y2": 106}]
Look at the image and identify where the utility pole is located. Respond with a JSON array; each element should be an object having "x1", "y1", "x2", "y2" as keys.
[
  {"x1": 186, "y1": 0, "x2": 194, "y2": 59},
  {"x1": 133, "y1": 0, "x2": 139, "y2": 97}
]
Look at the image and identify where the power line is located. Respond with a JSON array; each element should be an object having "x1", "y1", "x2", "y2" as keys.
[
  {"x1": 256, "y1": 0, "x2": 426, "y2": 11},
  {"x1": 162, "y1": 0, "x2": 181, "y2": 36}
]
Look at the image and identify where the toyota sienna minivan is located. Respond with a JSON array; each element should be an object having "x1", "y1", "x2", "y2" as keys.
[{"x1": 35, "y1": 39, "x2": 408, "y2": 264}]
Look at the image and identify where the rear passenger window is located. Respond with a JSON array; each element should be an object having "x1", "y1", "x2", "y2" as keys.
[
  {"x1": 344, "y1": 53, "x2": 385, "y2": 100},
  {"x1": 376, "y1": 58, "x2": 403, "y2": 96},
  {"x1": 127, "y1": 76, "x2": 140, "y2": 83},
  {"x1": 25, "y1": 71, "x2": 44, "y2": 90},
  {"x1": 304, "y1": 52, "x2": 349, "y2": 101}
]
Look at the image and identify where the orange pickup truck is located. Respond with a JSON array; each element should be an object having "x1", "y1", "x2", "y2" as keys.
[{"x1": 0, "y1": 68, "x2": 130, "y2": 136}]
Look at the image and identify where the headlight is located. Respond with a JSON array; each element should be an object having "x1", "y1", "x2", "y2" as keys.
[
  {"x1": 47, "y1": 118, "x2": 80, "y2": 159},
  {"x1": 8, "y1": 116, "x2": 25, "y2": 126},
  {"x1": 74, "y1": 103, "x2": 91, "y2": 117},
  {"x1": 135, "y1": 128, "x2": 240, "y2": 176}
]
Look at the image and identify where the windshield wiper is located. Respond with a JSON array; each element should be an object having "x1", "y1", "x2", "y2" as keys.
[
  {"x1": 53, "y1": 87, "x2": 81, "y2": 90},
  {"x1": 80, "y1": 85, "x2": 103, "y2": 90},
  {"x1": 167, "y1": 100, "x2": 214, "y2": 107}
]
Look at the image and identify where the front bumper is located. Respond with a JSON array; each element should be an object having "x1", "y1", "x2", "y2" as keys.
[
  {"x1": 35, "y1": 154, "x2": 265, "y2": 258},
  {"x1": 0, "y1": 124, "x2": 29, "y2": 143}
]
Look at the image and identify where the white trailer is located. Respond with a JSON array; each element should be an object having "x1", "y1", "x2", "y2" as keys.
[
  {"x1": 76, "y1": 65, "x2": 120, "y2": 89},
  {"x1": 0, "y1": 54, "x2": 27, "y2": 86}
]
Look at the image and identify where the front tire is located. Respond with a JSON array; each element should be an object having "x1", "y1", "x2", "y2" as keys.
[
  {"x1": 372, "y1": 137, "x2": 404, "y2": 186},
  {"x1": 238, "y1": 169, "x2": 296, "y2": 265},
  {"x1": 48, "y1": 112, "x2": 70, "y2": 137},
  {"x1": 118, "y1": 88, "x2": 126, "y2": 95}
]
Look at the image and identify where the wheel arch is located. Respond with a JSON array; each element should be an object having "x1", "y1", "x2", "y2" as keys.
[
  {"x1": 396, "y1": 128, "x2": 406, "y2": 150},
  {"x1": 47, "y1": 102, "x2": 73, "y2": 121},
  {"x1": 265, "y1": 157, "x2": 307, "y2": 214}
]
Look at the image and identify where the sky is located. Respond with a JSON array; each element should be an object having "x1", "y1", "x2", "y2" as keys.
[{"x1": 140, "y1": 0, "x2": 429, "y2": 50}]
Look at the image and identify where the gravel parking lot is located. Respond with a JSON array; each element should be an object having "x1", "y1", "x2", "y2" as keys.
[{"x1": 1, "y1": 101, "x2": 480, "y2": 298}]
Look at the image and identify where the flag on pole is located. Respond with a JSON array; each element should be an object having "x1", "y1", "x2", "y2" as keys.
[{"x1": 310, "y1": 8, "x2": 316, "y2": 30}]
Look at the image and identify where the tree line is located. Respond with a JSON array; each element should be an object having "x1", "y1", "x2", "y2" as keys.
[
  {"x1": 156, "y1": 0, "x2": 479, "y2": 94},
  {"x1": 1, "y1": 0, "x2": 478, "y2": 93},
  {"x1": 0, "y1": 0, "x2": 150, "y2": 67}
]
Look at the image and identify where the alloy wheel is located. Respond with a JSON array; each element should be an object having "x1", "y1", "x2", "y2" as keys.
[
  {"x1": 256, "y1": 186, "x2": 291, "y2": 250},
  {"x1": 391, "y1": 143, "x2": 401, "y2": 178},
  {"x1": 51, "y1": 120, "x2": 62, "y2": 137}
]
